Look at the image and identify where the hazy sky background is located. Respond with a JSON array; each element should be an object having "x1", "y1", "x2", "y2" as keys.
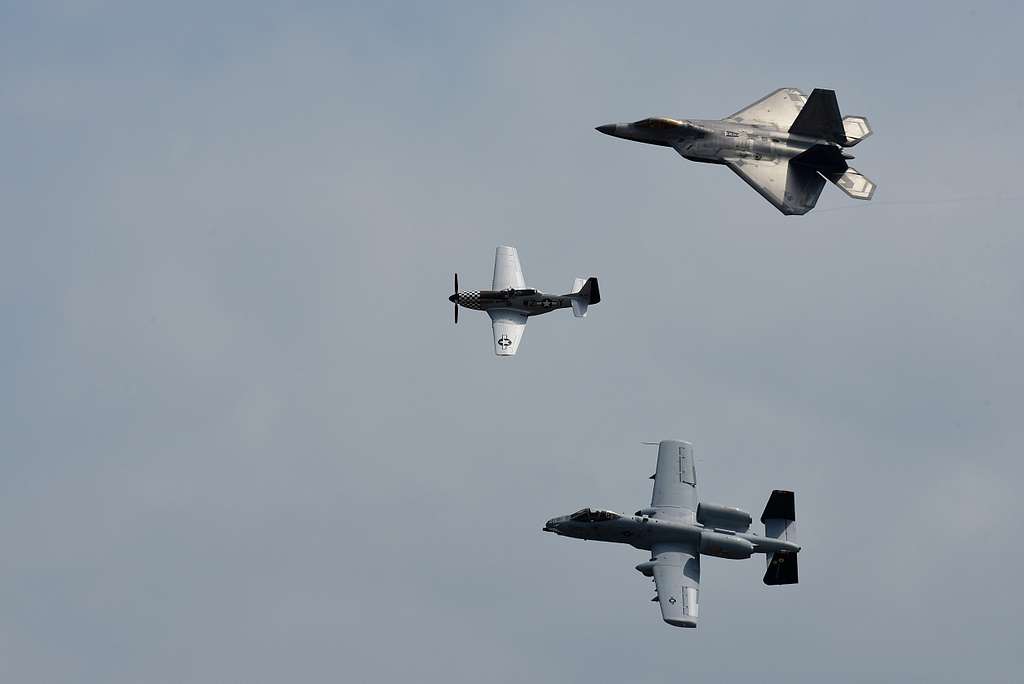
[{"x1": 3, "y1": 1, "x2": 1023, "y2": 682}]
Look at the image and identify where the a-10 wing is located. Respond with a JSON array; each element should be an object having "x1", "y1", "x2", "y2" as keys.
[
  {"x1": 650, "y1": 542, "x2": 700, "y2": 628},
  {"x1": 650, "y1": 440, "x2": 698, "y2": 518}
]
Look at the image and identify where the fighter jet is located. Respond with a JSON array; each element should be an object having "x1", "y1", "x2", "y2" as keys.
[
  {"x1": 543, "y1": 440, "x2": 799, "y2": 628},
  {"x1": 450, "y1": 246, "x2": 600, "y2": 356},
  {"x1": 597, "y1": 87, "x2": 874, "y2": 215}
]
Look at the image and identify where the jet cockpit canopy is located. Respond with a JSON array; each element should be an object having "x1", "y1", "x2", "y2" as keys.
[
  {"x1": 569, "y1": 508, "x2": 620, "y2": 523},
  {"x1": 632, "y1": 117, "x2": 687, "y2": 130}
]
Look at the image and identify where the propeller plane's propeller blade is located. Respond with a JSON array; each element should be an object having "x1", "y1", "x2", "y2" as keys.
[{"x1": 453, "y1": 272, "x2": 459, "y2": 324}]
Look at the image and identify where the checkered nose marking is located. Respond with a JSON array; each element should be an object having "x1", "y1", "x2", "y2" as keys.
[{"x1": 456, "y1": 291, "x2": 483, "y2": 310}]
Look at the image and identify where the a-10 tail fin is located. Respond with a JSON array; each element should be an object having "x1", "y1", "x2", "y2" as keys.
[
  {"x1": 761, "y1": 490, "x2": 799, "y2": 585},
  {"x1": 568, "y1": 277, "x2": 601, "y2": 318}
]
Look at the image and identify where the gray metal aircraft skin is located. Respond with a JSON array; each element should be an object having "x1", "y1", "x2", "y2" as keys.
[
  {"x1": 597, "y1": 87, "x2": 875, "y2": 215},
  {"x1": 450, "y1": 246, "x2": 601, "y2": 356},
  {"x1": 543, "y1": 440, "x2": 800, "y2": 628}
]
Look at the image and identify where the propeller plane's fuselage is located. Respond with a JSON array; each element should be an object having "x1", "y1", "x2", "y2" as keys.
[{"x1": 450, "y1": 289, "x2": 574, "y2": 317}]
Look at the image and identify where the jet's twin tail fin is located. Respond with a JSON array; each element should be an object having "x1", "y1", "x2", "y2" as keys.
[
  {"x1": 788, "y1": 88, "x2": 845, "y2": 144},
  {"x1": 568, "y1": 277, "x2": 601, "y2": 318},
  {"x1": 761, "y1": 490, "x2": 799, "y2": 585}
]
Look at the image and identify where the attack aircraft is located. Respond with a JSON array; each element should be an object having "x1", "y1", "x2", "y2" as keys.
[
  {"x1": 449, "y1": 246, "x2": 600, "y2": 356},
  {"x1": 597, "y1": 87, "x2": 874, "y2": 215},
  {"x1": 543, "y1": 440, "x2": 799, "y2": 628}
]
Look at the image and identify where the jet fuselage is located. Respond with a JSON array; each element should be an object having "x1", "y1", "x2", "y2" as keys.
[
  {"x1": 543, "y1": 509, "x2": 799, "y2": 559},
  {"x1": 598, "y1": 118, "x2": 850, "y2": 170}
]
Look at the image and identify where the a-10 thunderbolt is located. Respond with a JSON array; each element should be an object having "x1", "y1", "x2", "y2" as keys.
[
  {"x1": 449, "y1": 246, "x2": 600, "y2": 356},
  {"x1": 543, "y1": 440, "x2": 799, "y2": 628},
  {"x1": 597, "y1": 87, "x2": 874, "y2": 215}
]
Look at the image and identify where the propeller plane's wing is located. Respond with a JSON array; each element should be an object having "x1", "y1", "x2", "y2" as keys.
[
  {"x1": 489, "y1": 311, "x2": 527, "y2": 356},
  {"x1": 492, "y1": 245, "x2": 526, "y2": 290}
]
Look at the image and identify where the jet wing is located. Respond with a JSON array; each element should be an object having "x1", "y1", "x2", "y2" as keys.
[
  {"x1": 650, "y1": 542, "x2": 700, "y2": 628},
  {"x1": 725, "y1": 158, "x2": 825, "y2": 216},
  {"x1": 489, "y1": 311, "x2": 527, "y2": 356},
  {"x1": 650, "y1": 440, "x2": 697, "y2": 518},
  {"x1": 724, "y1": 87, "x2": 807, "y2": 130},
  {"x1": 492, "y1": 245, "x2": 526, "y2": 290}
]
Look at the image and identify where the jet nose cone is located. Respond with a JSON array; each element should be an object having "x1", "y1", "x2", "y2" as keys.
[
  {"x1": 596, "y1": 123, "x2": 618, "y2": 136},
  {"x1": 543, "y1": 518, "x2": 559, "y2": 532}
]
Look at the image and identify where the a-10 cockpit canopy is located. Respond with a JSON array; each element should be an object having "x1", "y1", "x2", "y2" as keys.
[{"x1": 569, "y1": 508, "x2": 620, "y2": 523}]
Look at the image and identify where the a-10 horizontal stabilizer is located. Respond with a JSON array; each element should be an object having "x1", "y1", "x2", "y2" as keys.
[
  {"x1": 841, "y1": 115, "x2": 872, "y2": 147},
  {"x1": 823, "y1": 166, "x2": 876, "y2": 200},
  {"x1": 761, "y1": 490, "x2": 798, "y2": 585},
  {"x1": 763, "y1": 550, "x2": 799, "y2": 585}
]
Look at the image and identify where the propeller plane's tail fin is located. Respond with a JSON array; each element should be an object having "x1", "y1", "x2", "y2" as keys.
[{"x1": 568, "y1": 277, "x2": 600, "y2": 318}]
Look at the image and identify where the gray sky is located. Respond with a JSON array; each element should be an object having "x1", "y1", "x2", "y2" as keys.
[{"x1": 3, "y1": 1, "x2": 1023, "y2": 682}]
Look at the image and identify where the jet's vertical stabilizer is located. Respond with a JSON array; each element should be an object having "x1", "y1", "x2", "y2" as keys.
[
  {"x1": 841, "y1": 115, "x2": 872, "y2": 147},
  {"x1": 761, "y1": 490, "x2": 799, "y2": 585},
  {"x1": 788, "y1": 88, "x2": 845, "y2": 144}
]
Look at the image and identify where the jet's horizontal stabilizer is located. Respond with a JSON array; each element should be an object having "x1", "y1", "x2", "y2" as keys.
[
  {"x1": 823, "y1": 166, "x2": 876, "y2": 200},
  {"x1": 841, "y1": 115, "x2": 872, "y2": 147}
]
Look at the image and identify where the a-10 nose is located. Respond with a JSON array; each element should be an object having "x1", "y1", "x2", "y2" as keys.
[{"x1": 543, "y1": 518, "x2": 561, "y2": 532}]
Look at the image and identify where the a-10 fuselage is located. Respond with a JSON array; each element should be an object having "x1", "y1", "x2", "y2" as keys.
[
  {"x1": 607, "y1": 117, "x2": 851, "y2": 168},
  {"x1": 543, "y1": 509, "x2": 800, "y2": 560},
  {"x1": 453, "y1": 288, "x2": 573, "y2": 317}
]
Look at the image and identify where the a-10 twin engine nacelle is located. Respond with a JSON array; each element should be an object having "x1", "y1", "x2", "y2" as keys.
[
  {"x1": 699, "y1": 531, "x2": 754, "y2": 559},
  {"x1": 696, "y1": 503, "x2": 752, "y2": 533}
]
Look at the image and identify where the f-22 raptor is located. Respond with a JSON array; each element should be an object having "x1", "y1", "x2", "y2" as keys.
[
  {"x1": 450, "y1": 246, "x2": 600, "y2": 356},
  {"x1": 598, "y1": 87, "x2": 874, "y2": 215},
  {"x1": 543, "y1": 441, "x2": 799, "y2": 628}
]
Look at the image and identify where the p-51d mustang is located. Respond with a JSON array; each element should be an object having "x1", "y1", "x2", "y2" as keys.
[
  {"x1": 449, "y1": 246, "x2": 600, "y2": 356},
  {"x1": 543, "y1": 440, "x2": 799, "y2": 628},
  {"x1": 597, "y1": 87, "x2": 874, "y2": 215}
]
